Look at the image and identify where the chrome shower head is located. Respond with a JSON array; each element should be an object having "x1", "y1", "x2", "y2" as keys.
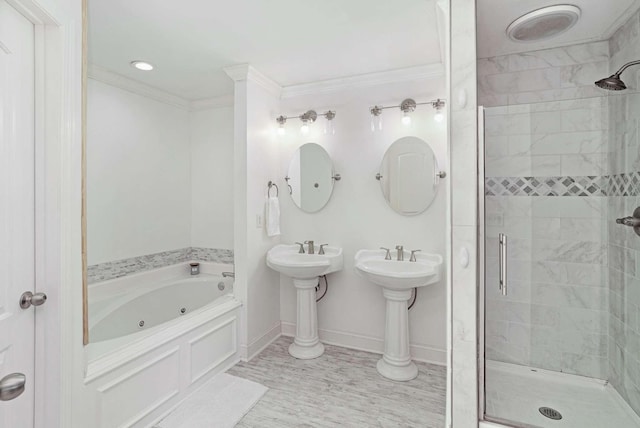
[
  {"x1": 595, "y1": 74, "x2": 626, "y2": 91},
  {"x1": 595, "y1": 60, "x2": 640, "y2": 91}
]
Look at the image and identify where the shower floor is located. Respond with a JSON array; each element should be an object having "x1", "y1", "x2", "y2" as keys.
[{"x1": 485, "y1": 360, "x2": 640, "y2": 428}]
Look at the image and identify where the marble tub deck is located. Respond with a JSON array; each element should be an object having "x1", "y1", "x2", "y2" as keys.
[{"x1": 227, "y1": 336, "x2": 446, "y2": 427}]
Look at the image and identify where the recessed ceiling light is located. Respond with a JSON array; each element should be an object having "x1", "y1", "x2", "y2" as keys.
[
  {"x1": 507, "y1": 5, "x2": 581, "y2": 43},
  {"x1": 130, "y1": 61, "x2": 154, "y2": 71}
]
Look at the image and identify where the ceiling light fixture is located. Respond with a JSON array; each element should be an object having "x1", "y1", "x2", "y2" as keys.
[
  {"x1": 275, "y1": 109, "x2": 336, "y2": 136},
  {"x1": 506, "y1": 5, "x2": 581, "y2": 43},
  {"x1": 130, "y1": 60, "x2": 154, "y2": 71}
]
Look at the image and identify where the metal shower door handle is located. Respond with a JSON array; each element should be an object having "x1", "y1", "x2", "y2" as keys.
[{"x1": 498, "y1": 233, "x2": 507, "y2": 296}]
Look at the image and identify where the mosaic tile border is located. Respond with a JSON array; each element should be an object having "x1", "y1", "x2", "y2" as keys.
[
  {"x1": 485, "y1": 172, "x2": 640, "y2": 197},
  {"x1": 87, "y1": 247, "x2": 234, "y2": 284}
]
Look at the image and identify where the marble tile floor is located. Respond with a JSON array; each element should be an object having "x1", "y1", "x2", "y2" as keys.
[
  {"x1": 227, "y1": 336, "x2": 446, "y2": 428},
  {"x1": 485, "y1": 360, "x2": 640, "y2": 428}
]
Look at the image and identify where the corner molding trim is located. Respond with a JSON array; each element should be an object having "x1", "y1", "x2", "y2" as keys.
[
  {"x1": 281, "y1": 63, "x2": 445, "y2": 98},
  {"x1": 87, "y1": 64, "x2": 190, "y2": 110},
  {"x1": 88, "y1": 64, "x2": 234, "y2": 111},
  {"x1": 190, "y1": 95, "x2": 234, "y2": 111},
  {"x1": 602, "y1": 1, "x2": 640, "y2": 41},
  {"x1": 223, "y1": 63, "x2": 283, "y2": 98}
]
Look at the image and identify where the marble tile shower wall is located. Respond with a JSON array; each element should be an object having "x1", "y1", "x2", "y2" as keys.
[
  {"x1": 87, "y1": 247, "x2": 234, "y2": 284},
  {"x1": 607, "y1": 10, "x2": 640, "y2": 416},
  {"x1": 480, "y1": 42, "x2": 611, "y2": 379}
]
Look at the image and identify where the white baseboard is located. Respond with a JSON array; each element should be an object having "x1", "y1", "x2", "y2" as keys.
[
  {"x1": 240, "y1": 322, "x2": 282, "y2": 362},
  {"x1": 280, "y1": 322, "x2": 446, "y2": 366}
]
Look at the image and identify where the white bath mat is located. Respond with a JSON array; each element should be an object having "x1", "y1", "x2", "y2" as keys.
[{"x1": 156, "y1": 373, "x2": 267, "y2": 428}]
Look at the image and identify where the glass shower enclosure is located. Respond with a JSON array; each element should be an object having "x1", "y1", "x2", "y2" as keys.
[{"x1": 478, "y1": 21, "x2": 640, "y2": 426}]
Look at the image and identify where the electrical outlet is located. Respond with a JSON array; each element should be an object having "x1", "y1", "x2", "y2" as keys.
[{"x1": 256, "y1": 214, "x2": 262, "y2": 228}]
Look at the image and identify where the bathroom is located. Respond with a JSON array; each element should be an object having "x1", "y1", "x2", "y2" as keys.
[
  {"x1": 2, "y1": 0, "x2": 640, "y2": 427},
  {"x1": 78, "y1": 0, "x2": 449, "y2": 426}
]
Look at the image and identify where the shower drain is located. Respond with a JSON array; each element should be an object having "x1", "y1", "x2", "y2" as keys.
[{"x1": 539, "y1": 407, "x2": 562, "y2": 420}]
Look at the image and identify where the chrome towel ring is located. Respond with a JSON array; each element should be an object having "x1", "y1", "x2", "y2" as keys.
[{"x1": 267, "y1": 180, "x2": 279, "y2": 197}]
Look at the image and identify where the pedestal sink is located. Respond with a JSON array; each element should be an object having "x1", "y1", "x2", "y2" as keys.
[
  {"x1": 267, "y1": 244, "x2": 343, "y2": 359},
  {"x1": 355, "y1": 249, "x2": 443, "y2": 381}
]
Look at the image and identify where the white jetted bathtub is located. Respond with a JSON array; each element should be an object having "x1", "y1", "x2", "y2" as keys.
[{"x1": 83, "y1": 262, "x2": 242, "y2": 428}]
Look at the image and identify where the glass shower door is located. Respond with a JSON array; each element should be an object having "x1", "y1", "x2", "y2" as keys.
[{"x1": 479, "y1": 97, "x2": 640, "y2": 427}]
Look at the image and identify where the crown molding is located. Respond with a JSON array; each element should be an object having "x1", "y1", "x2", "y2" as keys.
[
  {"x1": 280, "y1": 63, "x2": 445, "y2": 99},
  {"x1": 189, "y1": 95, "x2": 234, "y2": 111},
  {"x1": 87, "y1": 64, "x2": 190, "y2": 110},
  {"x1": 223, "y1": 63, "x2": 282, "y2": 98},
  {"x1": 89, "y1": 63, "x2": 445, "y2": 110},
  {"x1": 602, "y1": 1, "x2": 640, "y2": 41}
]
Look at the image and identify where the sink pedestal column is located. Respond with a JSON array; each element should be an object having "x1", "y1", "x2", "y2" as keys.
[
  {"x1": 289, "y1": 278, "x2": 325, "y2": 359},
  {"x1": 377, "y1": 288, "x2": 417, "y2": 381}
]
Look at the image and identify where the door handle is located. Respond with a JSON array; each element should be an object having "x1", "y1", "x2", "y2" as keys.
[
  {"x1": 0, "y1": 373, "x2": 26, "y2": 401},
  {"x1": 498, "y1": 233, "x2": 507, "y2": 296},
  {"x1": 20, "y1": 291, "x2": 47, "y2": 309}
]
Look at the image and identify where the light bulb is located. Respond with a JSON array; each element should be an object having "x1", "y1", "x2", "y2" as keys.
[
  {"x1": 131, "y1": 61, "x2": 154, "y2": 71},
  {"x1": 277, "y1": 126, "x2": 286, "y2": 135},
  {"x1": 402, "y1": 112, "x2": 412, "y2": 126},
  {"x1": 301, "y1": 122, "x2": 310, "y2": 134},
  {"x1": 434, "y1": 110, "x2": 444, "y2": 122}
]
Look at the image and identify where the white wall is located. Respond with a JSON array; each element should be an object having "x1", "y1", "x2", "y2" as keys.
[
  {"x1": 86, "y1": 79, "x2": 191, "y2": 264},
  {"x1": 277, "y1": 79, "x2": 448, "y2": 364},
  {"x1": 227, "y1": 66, "x2": 283, "y2": 360},
  {"x1": 190, "y1": 106, "x2": 234, "y2": 249}
]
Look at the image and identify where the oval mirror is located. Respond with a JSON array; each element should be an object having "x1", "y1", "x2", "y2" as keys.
[
  {"x1": 378, "y1": 136, "x2": 440, "y2": 215},
  {"x1": 286, "y1": 143, "x2": 337, "y2": 213}
]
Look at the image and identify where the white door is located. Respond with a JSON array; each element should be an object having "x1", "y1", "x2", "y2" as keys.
[{"x1": 0, "y1": 0, "x2": 36, "y2": 426}]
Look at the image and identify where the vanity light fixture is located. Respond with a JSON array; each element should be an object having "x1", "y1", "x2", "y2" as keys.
[
  {"x1": 275, "y1": 109, "x2": 336, "y2": 136},
  {"x1": 370, "y1": 106, "x2": 383, "y2": 131},
  {"x1": 432, "y1": 99, "x2": 445, "y2": 122},
  {"x1": 400, "y1": 98, "x2": 416, "y2": 126},
  {"x1": 130, "y1": 60, "x2": 154, "y2": 71},
  {"x1": 276, "y1": 115, "x2": 287, "y2": 135},
  {"x1": 369, "y1": 98, "x2": 446, "y2": 130}
]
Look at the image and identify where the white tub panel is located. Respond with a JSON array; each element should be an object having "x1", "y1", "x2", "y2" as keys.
[
  {"x1": 97, "y1": 348, "x2": 180, "y2": 428},
  {"x1": 85, "y1": 306, "x2": 241, "y2": 428},
  {"x1": 189, "y1": 318, "x2": 237, "y2": 384}
]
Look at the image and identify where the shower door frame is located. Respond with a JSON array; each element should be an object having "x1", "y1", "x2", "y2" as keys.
[
  {"x1": 477, "y1": 105, "x2": 488, "y2": 424},
  {"x1": 475, "y1": 106, "x2": 527, "y2": 428}
]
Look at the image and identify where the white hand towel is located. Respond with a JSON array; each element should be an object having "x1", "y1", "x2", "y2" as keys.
[{"x1": 266, "y1": 196, "x2": 281, "y2": 237}]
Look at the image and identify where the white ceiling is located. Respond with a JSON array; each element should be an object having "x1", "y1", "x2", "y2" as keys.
[
  {"x1": 477, "y1": 0, "x2": 640, "y2": 59},
  {"x1": 88, "y1": 0, "x2": 444, "y2": 100}
]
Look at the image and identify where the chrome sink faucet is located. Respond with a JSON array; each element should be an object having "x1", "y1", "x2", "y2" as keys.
[
  {"x1": 304, "y1": 240, "x2": 315, "y2": 254},
  {"x1": 395, "y1": 245, "x2": 404, "y2": 261}
]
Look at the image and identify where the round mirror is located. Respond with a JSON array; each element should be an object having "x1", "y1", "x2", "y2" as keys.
[
  {"x1": 286, "y1": 143, "x2": 337, "y2": 213},
  {"x1": 378, "y1": 136, "x2": 439, "y2": 215}
]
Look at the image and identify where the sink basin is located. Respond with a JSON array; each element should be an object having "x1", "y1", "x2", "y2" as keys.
[
  {"x1": 354, "y1": 249, "x2": 442, "y2": 290},
  {"x1": 267, "y1": 244, "x2": 343, "y2": 279},
  {"x1": 354, "y1": 248, "x2": 443, "y2": 381},
  {"x1": 266, "y1": 243, "x2": 343, "y2": 360}
]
